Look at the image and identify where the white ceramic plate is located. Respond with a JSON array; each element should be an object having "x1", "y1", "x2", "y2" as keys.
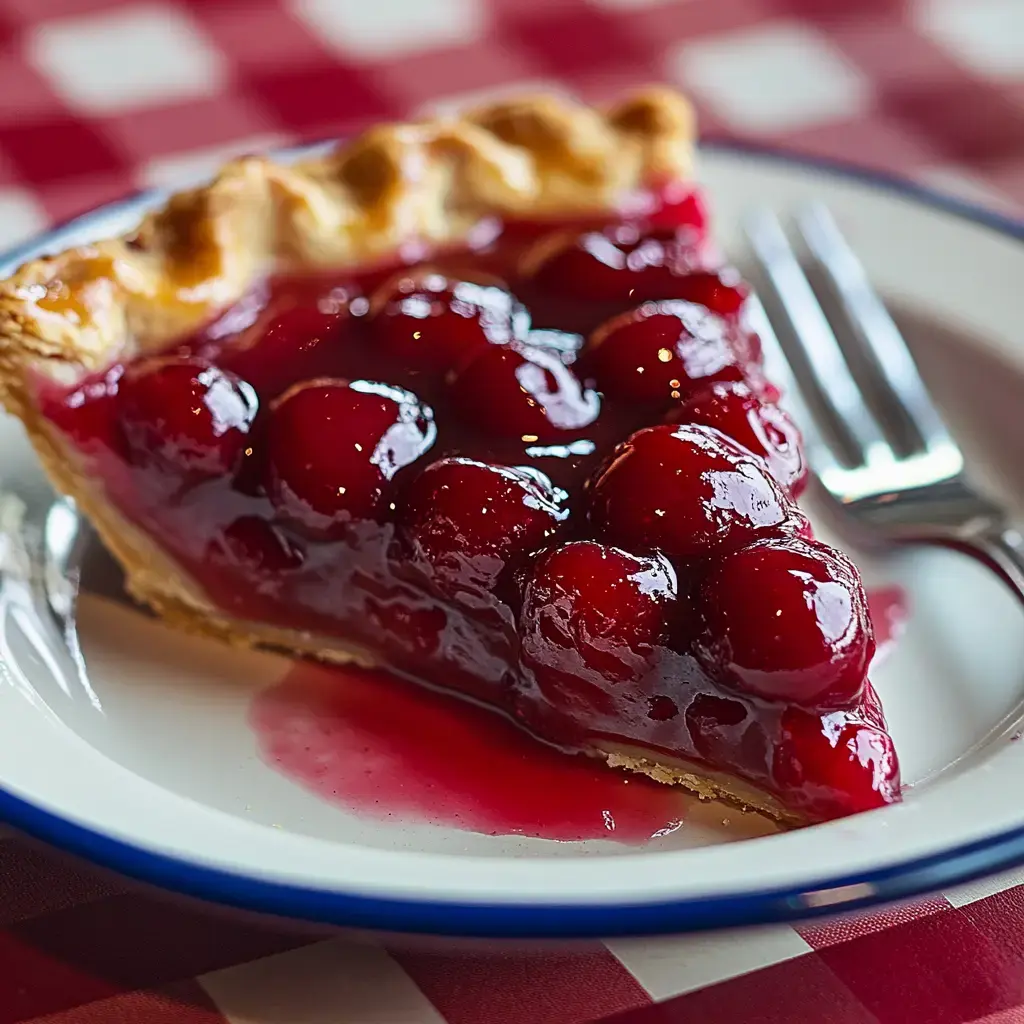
[{"x1": 0, "y1": 144, "x2": 1022, "y2": 938}]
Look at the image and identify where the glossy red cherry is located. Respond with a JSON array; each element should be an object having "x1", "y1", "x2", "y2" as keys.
[
  {"x1": 695, "y1": 537, "x2": 875, "y2": 707},
  {"x1": 520, "y1": 541, "x2": 676, "y2": 707},
  {"x1": 669, "y1": 381, "x2": 807, "y2": 495},
  {"x1": 117, "y1": 357, "x2": 257, "y2": 478},
  {"x1": 398, "y1": 458, "x2": 566, "y2": 596},
  {"x1": 369, "y1": 270, "x2": 529, "y2": 369},
  {"x1": 266, "y1": 379, "x2": 435, "y2": 536},
  {"x1": 524, "y1": 215, "x2": 742, "y2": 307},
  {"x1": 218, "y1": 304, "x2": 352, "y2": 398},
  {"x1": 524, "y1": 224, "x2": 695, "y2": 300},
  {"x1": 588, "y1": 424, "x2": 799, "y2": 558},
  {"x1": 584, "y1": 300, "x2": 745, "y2": 403},
  {"x1": 647, "y1": 183, "x2": 709, "y2": 235},
  {"x1": 774, "y1": 707, "x2": 900, "y2": 819},
  {"x1": 208, "y1": 516, "x2": 305, "y2": 574},
  {"x1": 448, "y1": 341, "x2": 600, "y2": 441}
]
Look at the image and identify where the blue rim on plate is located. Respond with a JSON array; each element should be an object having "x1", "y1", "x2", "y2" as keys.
[{"x1": 0, "y1": 141, "x2": 1021, "y2": 938}]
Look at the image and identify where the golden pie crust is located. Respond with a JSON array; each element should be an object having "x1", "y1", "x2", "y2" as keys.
[{"x1": 0, "y1": 87, "x2": 795, "y2": 825}]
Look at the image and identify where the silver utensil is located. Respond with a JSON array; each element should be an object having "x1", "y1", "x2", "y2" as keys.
[{"x1": 743, "y1": 202, "x2": 1024, "y2": 602}]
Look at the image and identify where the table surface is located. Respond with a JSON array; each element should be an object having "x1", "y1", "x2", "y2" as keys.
[{"x1": 0, "y1": 1, "x2": 1023, "y2": 1022}]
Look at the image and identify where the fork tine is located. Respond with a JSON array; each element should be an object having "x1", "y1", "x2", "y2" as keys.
[
  {"x1": 743, "y1": 209, "x2": 893, "y2": 470},
  {"x1": 794, "y1": 202, "x2": 957, "y2": 458}
]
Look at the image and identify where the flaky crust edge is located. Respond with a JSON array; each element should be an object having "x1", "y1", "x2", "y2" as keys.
[{"x1": 0, "y1": 87, "x2": 694, "y2": 398}]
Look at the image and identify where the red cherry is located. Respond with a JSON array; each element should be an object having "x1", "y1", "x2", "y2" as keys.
[
  {"x1": 208, "y1": 516, "x2": 305, "y2": 574},
  {"x1": 398, "y1": 458, "x2": 566, "y2": 597},
  {"x1": 369, "y1": 270, "x2": 528, "y2": 369},
  {"x1": 523, "y1": 224, "x2": 698, "y2": 301},
  {"x1": 117, "y1": 357, "x2": 257, "y2": 478},
  {"x1": 587, "y1": 424, "x2": 799, "y2": 558},
  {"x1": 669, "y1": 381, "x2": 807, "y2": 495},
  {"x1": 266, "y1": 378, "x2": 435, "y2": 536},
  {"x1": 695, "y1": 537, "x2": 875, "y2": 707},
  {"x1": 448, "y1": 341, "x2": 600, "y2": 441},
  {"x1": 646, "y1": 183, "x2": 709, "y2": 236},
  {"x1": 520, "y1": 541, "x2": 677, "y2": 708},
  {"x1": 524, "y1": 218, "x2": 744, "y2": 311},
  {"x1": 218, "y1": 304, "x2": 352, "y2": 399},
  {"x1": 774, "y1": 707, "x2": 900, "y2": 819},
  {"x1": 666, "y1": 270, "x2": 748, "y2": 317},
  {"x1": 584, "y1": 300, "x2": 745, "y2": 403}
]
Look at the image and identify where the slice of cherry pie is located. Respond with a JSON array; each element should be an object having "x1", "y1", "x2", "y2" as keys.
[{"x1": 0, "y1": 88, "x2": 899, "y2": 825}]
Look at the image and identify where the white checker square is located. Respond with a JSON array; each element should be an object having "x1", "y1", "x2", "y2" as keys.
[
  {"x1": 292, "y1": 0, "x2": 486, "y2": 60},
  {"x1": 944, "y1": 866, "x2": 1024, "y2": 908},
  {"x1": 607, "y1": 926, "x2": 812, "y2": 1000},
  {"x1": 199, "y1": 937, "x2": 446, "y2": 1024},
  {"x1": 0, "y1": 188, "x2": 48, "y2": 249},
  {"x1": 27, "y1": 4, "x2": 227, "y2": 115},
  {"x1": 670, "y1": 21, "x2": 872, "y2": 134},
  {"x1": 914, "y1": 0, "x2": 1024, "y2": 80}
]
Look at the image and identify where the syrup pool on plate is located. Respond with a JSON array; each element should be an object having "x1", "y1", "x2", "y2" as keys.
[
  {"x1": 249, "y1": 660, "x2": 689, "y2": 843},
  {"x1": 249, "y1": 582, "x2": 907, "y2": 843}
]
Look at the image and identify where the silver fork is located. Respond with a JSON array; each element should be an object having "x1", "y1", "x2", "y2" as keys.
[{"x1": 742, "y1": 203, "x2": 1024, "y2": 602}]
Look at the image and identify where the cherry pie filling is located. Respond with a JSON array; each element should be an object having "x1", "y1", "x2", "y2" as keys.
[{"x1": 37, "y1": 186, "x2": 900, "y2": 824}]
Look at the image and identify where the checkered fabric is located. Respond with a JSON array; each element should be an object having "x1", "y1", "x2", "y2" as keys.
[
  {"x1": 0, "y1": 0, "x2": 1018, "y2": 244},
  {"x1": 1, "y1": 0, "x2": 1023, "y2": 1021},
  {"x1": 6, "y1": 824, "x2": 1024, "y2": 1024}
]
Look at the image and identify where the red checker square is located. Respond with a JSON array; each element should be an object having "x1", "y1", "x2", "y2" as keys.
[
  {"x1": 377, "y1": 40, "x2": 548, "y2": 115},
  {"x1": 245, "y1": 64, "x2": 400, "y2": 136},
  {"x1": 103, "y1": 93, "x2": 278, "y2": 164},
  {"x1": 775, "y1": 113, "x2": 944, "y2": 179},
  {"x1": 0, "y1": 837, "x2": 129, "y2": 927},
  {"x1": 797, "y1": 894, "x2": 952, "y2": 949},
  {"x1": 35, "y1": 170, "x2": 137, "y2": 225},
  {"x1": 816, "y1": 907, "x2": 1024, "y2": 1024},
  {"x1": 9, "y1": 891, "x2": 317, "y2": 1002},
  {"x1": 37, "y1": 979, "x2": 227, "y2": 1024},
  {"x1": 0, "y1": 56, "x2": 60, "y2": 129},
  {"x1": 501, "y1": 7, "x2": 648, "y2": 78},
  {"x1": 601, "y1": 952, "x2": 869, "y2": 1024},
  {"x1": 485, "y1": 0, "x2": 585, "y2": 17},
  {"x1": 830, "y1": 16, "x2": 970, "y2": 90},
  {"x1": 0, "y1": 118, "x2": 127, "y2": 185},
  {"x1": 0, "y1": 0, "x2": 122, "y2": 20},
  {"x1": 392, "y1": 946, "x2": 651, "y2": 1024},
  {"x1": 769, "y1": 0, "x2": 907, "y2": 22},
  {"x1": 0, "y1": 928, "x2": 120, "y2": 1022},
  {"x1": 879, "y1": 80, "x2": 1024, "y2": 167},
  {"x1": 196, "y1": 0, "x2": 336, "y2": 73},
  {"x1": 622, "y1": 0, "x2": 774, "y2": 52},
  {"x1": 958, "y1": 885, "x2": 1024, "y2": 962}
]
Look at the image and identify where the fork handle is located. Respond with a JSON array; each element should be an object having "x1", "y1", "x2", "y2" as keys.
[{"x1": 941, "y1": 521, "x2": 1024, "y2": 606}]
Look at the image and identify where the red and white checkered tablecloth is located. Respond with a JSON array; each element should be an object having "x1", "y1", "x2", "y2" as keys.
[{"x1": 0, "y1": 0, "x2": 1023, "y2": 1021}]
